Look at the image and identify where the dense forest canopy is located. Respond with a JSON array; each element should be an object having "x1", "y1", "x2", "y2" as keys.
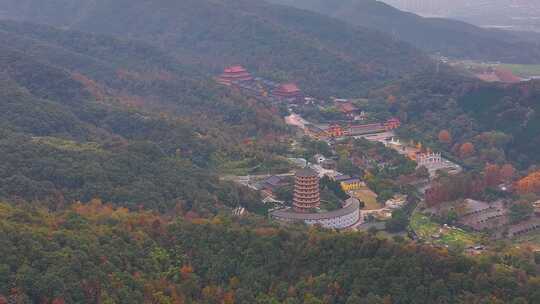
[
  {"x1": 267, "y1": 0, "x2": 540, "y2": 64},
  {"x1": 0, "y1": 20, "x2": 289, "y2": 214},
  {"x1": 0, "y1": 202, "x2": 538, "y2": 304}
]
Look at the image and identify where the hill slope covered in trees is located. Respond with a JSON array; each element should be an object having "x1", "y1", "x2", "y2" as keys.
[
  {"x1": 0, "y1": 20, "x2": 288, "y2": 213},
  {"x1": 0, "y1": 0, "x2": 433, "y2": 97},
  {"x1": 268, "y1": 0, "x2": 540, "y2": 64},
  {"x1": 1, "y1": 201, "x2": 538, "y2": 303},
  {"x1": 0, "y1": 3, "x2": 539, "y2": 304},
  {"x1": 367, "y1": 68, "x2": 540, "y2": 170}
]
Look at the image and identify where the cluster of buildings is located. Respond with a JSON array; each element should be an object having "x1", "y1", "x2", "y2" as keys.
[
  {"x1": 269, "y1": 168, "x2": 362, "y2": 229},
  {"x1": 509, "y1": 219, "x2": 540, "y2": 238},
  {"x1": 384, "y1": 138, "x2": 461, "y2": 177},
  {"x1": 457, "y1": 199, "x2": 508, "y2": 232},
  {"x1": 427, "y1": 198, "x2": 540, "y2": 239},
  {"x1": 474, "y1": 67, "x2": 522, "y2": 84},
  {"x1": 508, "y1": 200, "x2": 540, "y2": 238},
  {"x1": 253, "y1": 175, "x2": 289, "y2": 202},
  {"x1": 264, "y1": 159, "x2": 410, "y2": 228},
  {"x1": 217, "y1": 65, "x2": 403, "y2": 144},
  {"x1": 304, "y1": 118, "x2": 401, "y2": 141},
  {"x1": 217, "y1": 65, "x2": 452, "y2": 232},
  {"x1": 216, "y1": 65, "x2": 304, "y2": 103}
]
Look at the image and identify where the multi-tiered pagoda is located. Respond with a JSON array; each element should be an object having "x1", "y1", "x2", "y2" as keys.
[
  {"x1": 273, "y1": 83, "x2": 302, "y2": 101},
  {"x1": 216, "y1": 65, "x2": 253, "y2": 86},
  {"x1": 293, "y1": 168, "x2": 320, "y2": 213}
]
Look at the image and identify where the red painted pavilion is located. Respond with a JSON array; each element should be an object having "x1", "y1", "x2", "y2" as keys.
[
  {"x1": 216, "y1": 65, "x2": 253, "y2": 86},
  {"x1": 337, "y1": 102, "x2": 358, "y2": 114},
  {"x1": 293, "y1": 168, "x2": 321, "y2": 213},
  {"x1": 273, "y1": 83, "x2": 302, "y2": 100}
]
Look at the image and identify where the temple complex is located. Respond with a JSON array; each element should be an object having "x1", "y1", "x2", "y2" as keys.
[
  {"x1": 293, "y1": 168, "x2": 321, "y2": 212},
  {"x1": 216, "y1": 65, "x2": 253, "y2": 86}
]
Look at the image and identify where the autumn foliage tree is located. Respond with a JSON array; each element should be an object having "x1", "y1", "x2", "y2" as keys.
[
  {"x1": 515, "y1": 171, "x2": 540, "y2": 194},
  {"x1": 438, "y1": 130, "x2": 452, "y2": 144},
  {"x1": 484, "y1": 164, "x2": 501, "y2": 188},
  {"x1": 180, "y1": 265, "x2": 194, "y2": 280},
  {"x1": 425, "y1": 173, "x2": 486, "y2": 207},
  {"x1": 459, "y1": 142, "x2": 475, "y2": 158},
  {"x1": 51, "y1": 298, "x2": 66, "y2": 304},
  {"x1": 0, "y1": 200, "x2": 538, "y2": 303},
  {"x1": 500, "y1": 164, "x2": 516, "y2": 182}
]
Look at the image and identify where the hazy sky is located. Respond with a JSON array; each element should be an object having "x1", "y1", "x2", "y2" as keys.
[
  {"x1": 381, "y1": 0, "x2": 540, "y2": 16},
  {"x1": 381, "y1": 0, "x2": 540, "y2": 31}
]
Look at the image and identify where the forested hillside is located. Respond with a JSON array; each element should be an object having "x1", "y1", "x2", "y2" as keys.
[
  {"x1": 368, "y1": 68, "x2": 540, "y2": 170},
  {"x1": 0, "y1": 20, "x2": 289, "y2": 213},
  {"x1": 268, "y1": 0, "x2": 540, "y2": 64},
  {"x1": 1, "y1": 201, "x2": 538, "y2": 303},
  {"x1": 1, "y1": 3, "x2": 539, "y2": 303},
  {"x1": 0, "y1": 0, "x2": 433, "y2": 97}
]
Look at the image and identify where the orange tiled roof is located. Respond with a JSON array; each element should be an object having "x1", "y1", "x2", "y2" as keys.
[{"x1": 278, "y1": 83, "x2": 300, "y2": 93}]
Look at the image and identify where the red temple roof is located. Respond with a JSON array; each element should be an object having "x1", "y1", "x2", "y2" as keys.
[
  {"x1": 277, "y1": 83, "x2": 301, "y2": 93},
  {"x1": 217, "y1": 65, "x2": 252, "y2": 86},
  {"x1": 224, "y1": 65, "x2": 248, "y2": 73},
  {"x1": 337, "y1": 102, "x2": 358, "y2": 113}
]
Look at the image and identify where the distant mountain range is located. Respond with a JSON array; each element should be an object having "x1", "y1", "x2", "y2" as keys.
[
  {"x1": 0, "y1": 0, "x2": 434, "y2": 98},
  {"x1": 268, "y1": 0, "x2": 540, "y2": 64},
  {"x1": 382, "y1": 0, "x2": 540, "y2": 33}
]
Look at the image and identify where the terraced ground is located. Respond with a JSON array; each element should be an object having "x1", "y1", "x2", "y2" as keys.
[
  {"x1": 514, "y1": 233, "x2": 540, "y2": 251},
  {"x1": 410, "y1": 213, "x2": 481, "y2": 248}
]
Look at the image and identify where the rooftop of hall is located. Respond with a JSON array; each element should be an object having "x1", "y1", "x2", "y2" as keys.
[
  {"x1": 337, "y1": 102, "x2": 359, "y2": 113},
  {"x1": 296, "y1": 168, "x2": 318, "y2": 177},
  {"x1": 334, "y1": 174, "x2": 353, "y2": 182},
  {"x1": 275, "y1": 83, "x2": 301, "y2": 93},
  {"x1": 263, "y1": 175, "x2": 287, "y2": 187}
]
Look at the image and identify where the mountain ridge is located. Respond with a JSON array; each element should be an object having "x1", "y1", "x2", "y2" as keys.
[
  {"x1": 0, "y1": 0, "x2": 434, "y2": 97},
  {"x1": 267, "y1": 0, "x2": 540, "y2": 64}
]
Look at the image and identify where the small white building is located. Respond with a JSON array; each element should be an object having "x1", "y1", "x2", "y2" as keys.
[
  {"x1": 313, "y1": 154, "x2": 326, "y2": 164},
  {"x1": 417, "y1": 152, "x2": 442, "y2": 167}
]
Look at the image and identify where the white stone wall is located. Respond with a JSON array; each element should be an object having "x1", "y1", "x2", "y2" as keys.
[
  {"x1": 417, "y1": 152, "x2": 442, "y2": 167},
  {"x1": 304, "y1": 208, "x2": 360, "y2": 229}
]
